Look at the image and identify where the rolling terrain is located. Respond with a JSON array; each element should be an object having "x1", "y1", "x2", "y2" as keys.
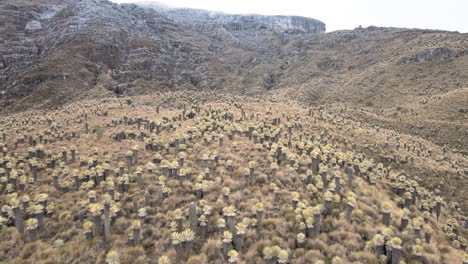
[
  {"x1": 0, "y1": 0, "x2": 467, "y2": 153},
  {"x1": 0, "y1": 93, "x2": 467, "y2": 263},
  {"x1": 0, "y1": 1, "x2": 467, "y2": 263}
]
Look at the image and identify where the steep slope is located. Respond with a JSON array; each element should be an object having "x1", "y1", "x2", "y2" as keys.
[
  {"x1": 268, "y1": 28, "x2": 468, "y2": 153},
  {"x1": 0, "y1": 0, "x2": 325, "y2": 111},
  {"x1": 0, "y1": 93, "x2": 466, "y2": 263},
  {"x1": 0, "y1": 0, "x2": 467, "y2": 152},
  {"x1": 140, "y1": 4, "x2": 325, "y2": 34},
  {"x1": 274, "y1": 27, "x2": 468, "y2": 107},
  {"x1": 2, "y1": 0, "x2": 466, "y2": 111},
  {"x1": 0, "y1": 0, "x2": 231, "y2": 109}
]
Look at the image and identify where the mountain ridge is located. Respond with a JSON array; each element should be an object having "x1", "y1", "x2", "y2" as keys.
[{"x1": 136, "y1": 2, "x2": 326, "y2": 34}]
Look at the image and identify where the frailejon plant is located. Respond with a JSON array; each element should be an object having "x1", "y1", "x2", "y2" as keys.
[
  {"x1": 263, "y1": 246, "x2": 288, "y2": 264},
  {"x1": 130, "y1": 220, "x2": 141, "y2": 246},
  {"x1": 222, "y1": 187, "x2": 230, "y2": 204},
  {"x1": 158, "y1": 256, "x2": 170, "y2": 264},
  {"x1": 103, "y1": 193, "x2": 112, "y2": 244},
  {"x1": 400, "y1": 208, "x2": 410, "y2": 231},
  {"x1": 331, "y1": 256, "x2": 343, "y2": 264},
  {"x1": 83, "y1": 221, "x2": 94, "y2": 240},
  {"x1": 372, "y1": 233, "x2": 385, "y2": 257},
  {"x1": 228, "y1": 249, "x2": 239, "y2": 264},
  {"x1": 381, "y1": 202, "x2": 393, "y2": 226},
  {"x1": 28, "y1": 204, "x2": 45, "y2": 233},
  {"x1": 253, "y1": 202, "x2": 264, "y2": 232},
  {"x1": 9, "y1": 197, "x2": 23, "y2": 233},
  {"x1": 105, "y1": 250, "x2": 120, "y2": 264},
  {"x1": 89, "y1": 203, "x2": 103, "y2": 237},
  {"x1": 412, "y1": 216, "x2": 424, "y2": 238},
  {"x1": 223, "y1": 205, "x2": 237, "y2": 234},
  {"x1": 25, "y1": 218, "x2": 38, "y2": 242},
  {"x1": 423, "y1": 224, "x2": 433, "y2": 243},
  {"x1": 233, "y1": 222, "x2": 246, "y2": 251},
  {"x1": 222, "y1": 230, "x2": 233, "y2": 256},
  {"x1": 296, "y1": 232, "x2": 306, "y2": 248},
  {"x1": 412, "y1": 244, "x2": 424, "y2": 262},
  {"x1": 388, "y1": 237, "x2": 402, "y2": 264}
]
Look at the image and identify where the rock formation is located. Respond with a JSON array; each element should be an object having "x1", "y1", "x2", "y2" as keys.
[
  {"x1": 0, "y1": 0, "x2": 466, "y2": 122},
  {"x1": 143, "y1": 4, "x2": 326, "y2": 34}
]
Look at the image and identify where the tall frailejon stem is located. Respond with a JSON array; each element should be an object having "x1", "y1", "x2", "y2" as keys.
[
  {"x1": 345, "y1": 163, "x2": 354, "y2": 188},
  {"x1": 83, "y1": 221, "x2": 94, "y2": 240},
  {"x1": 70, "y1": 147, "x2": 76, "y2": 163},
  {"x1": 131, "y1": 220, "x2": 141, "y2": 246},
  {"x1": 381, "y1": 202, "x2": 392, "y2": 226},
  {"x1": 254, "y1": 203, "x2": 264, "y2": 233},
  {"x1": 233, "y1": 223, "x2": 245, "y2": 251},
  {"x1": 132, "y1": 147, "x2": 139, "y2": 164},
  {"x1": 89, "y1": 203, "x2": 103, "y2": 237},
  {"x1": 223, "y1": 206, "x2": 237, "y2": 234},
  {"x1": 103, "y1": 194, "x2": 112, "y2": 244},
  {"x1": 26, "y1": 218, "x2": 38, "y2": 242},
  {"x1": 222, "y1": 230, "x2": 233, "y2": 257},
  {"x1": 181, "y1": 229, "x2": 195, "y2": 261},
  {"x1": 11, "y1": 200, "x2": 24, "y2": 233},
  {"x1": 31, "y1": 204, "x2": 45, "y2": 233},
  {"x1": 373, "y1": 234, "x2": 384, "y2": 257},
  {"x1": 346, "y1": 200, "x2": 355, "y2": 224},
  {"x1": 434, "y1": 197, "x2": 442, "y2": 220},
  {"x1": 189, "y1": 203, "x2": 198, "y2": 233},
  {"x1": 126, "y1": 151, "x2": 133, "y2": 172}
]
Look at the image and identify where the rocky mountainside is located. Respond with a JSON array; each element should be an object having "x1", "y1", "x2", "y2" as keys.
[
  {"x1": 0, "y1": 0, "x2": 324, "y2": 110},
  {"x1": 0, "y1": 0, "x2": 467, "y2": 151},
  {"x1": 139, "y1": 4, "x2": 326, "y2": 34},
  {"x1": 0, "y1": 2, "x2": 467, "y2": 263}
]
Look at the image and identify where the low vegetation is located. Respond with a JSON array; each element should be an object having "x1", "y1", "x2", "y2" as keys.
[{"x1": 0, "y1": 92, "x2": 466, "y2": 263}]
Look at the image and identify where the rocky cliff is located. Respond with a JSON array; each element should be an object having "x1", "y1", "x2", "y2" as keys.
[
  {"x1": 0, "y1": 0, "x2": 327, "y2": 109},
  {"x1": 0, "y1": 0, "x2": 466, "y2": 116},
  {"x1": 141, "y1": 4, "x2": 326, "y2": 34}
]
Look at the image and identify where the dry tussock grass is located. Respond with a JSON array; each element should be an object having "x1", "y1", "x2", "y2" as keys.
[{"x1": 0, "y1": 93, "x2": 465, "y2": 263}]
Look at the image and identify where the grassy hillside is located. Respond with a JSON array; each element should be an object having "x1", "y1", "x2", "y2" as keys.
[{"x1": 0, "y1": 92, "x2": 466, "y2": 263}]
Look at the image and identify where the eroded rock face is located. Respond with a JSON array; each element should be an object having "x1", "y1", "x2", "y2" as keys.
[
  {"x1": 0, "y1": 0, "x2": 325, "y2": 109},
  {"x1": 400, "y1": 47, "x2": 457, "y2": 64},
  {"x1": 143, "y1": 5, "x2": 326, "y2": 34},
  {"x1": 415, "y1": 47, "x2": 456, "y2": 62}
]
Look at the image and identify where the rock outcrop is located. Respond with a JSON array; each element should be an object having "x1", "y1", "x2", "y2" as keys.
[
  {"x1": 0, "y1": 0, "x2": 326, "y2": 109},
  {"x1": 142, "y1": 5, "x2": 326, "y2": 34},
  {"x1": 400, "y1": 47, "x2": 457, "y2": 64}
]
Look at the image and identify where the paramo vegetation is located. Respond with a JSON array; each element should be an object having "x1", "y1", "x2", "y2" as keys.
[{"x1": 0, "y1": 92, "x2": 466, "y2": 264}]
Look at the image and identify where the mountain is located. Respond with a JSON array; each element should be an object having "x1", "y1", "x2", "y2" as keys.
[
  {"x1": 0, "y1": 0, "x2": 324, "y2": 109},
  {"x1": 0, "y1": 0, "x2": 467, "y2": 151},
  {"x1": 0, "y1": 2, "x2": 467, "y2": 264}
]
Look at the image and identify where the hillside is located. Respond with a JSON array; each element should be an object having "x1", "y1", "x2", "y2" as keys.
[
  {"x1": 0, "y1": 2, "x2": 467, "y2": 262},
  {"x1": 1, "y1": 0, "x2": 467, "y2": 153},
  {"x1": 0, "y1": 92, "x2": 466, "y2": 263},
  {"x1": 0, "y1": 0, "x2": 324, "y2": 111},
  {"x1": 1, "y1": 0, "x2": 466, "y2": 111}
]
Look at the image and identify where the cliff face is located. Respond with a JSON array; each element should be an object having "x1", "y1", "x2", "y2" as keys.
[
  {"x1": 143, "y1": 5, "x2": 326, "y2": 34},
  {"x1": 0, "y1": 0, "x2": 326, "y2": 109}
]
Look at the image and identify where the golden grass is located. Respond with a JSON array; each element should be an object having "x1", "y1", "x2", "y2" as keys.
[{"x1": 0, "y1": 93, "x2": 465, "y2": 263}]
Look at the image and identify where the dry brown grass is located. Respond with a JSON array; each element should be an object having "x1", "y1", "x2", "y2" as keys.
[{"x1": 0, "y1": 93, "x2": 465, "y2": 263}]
